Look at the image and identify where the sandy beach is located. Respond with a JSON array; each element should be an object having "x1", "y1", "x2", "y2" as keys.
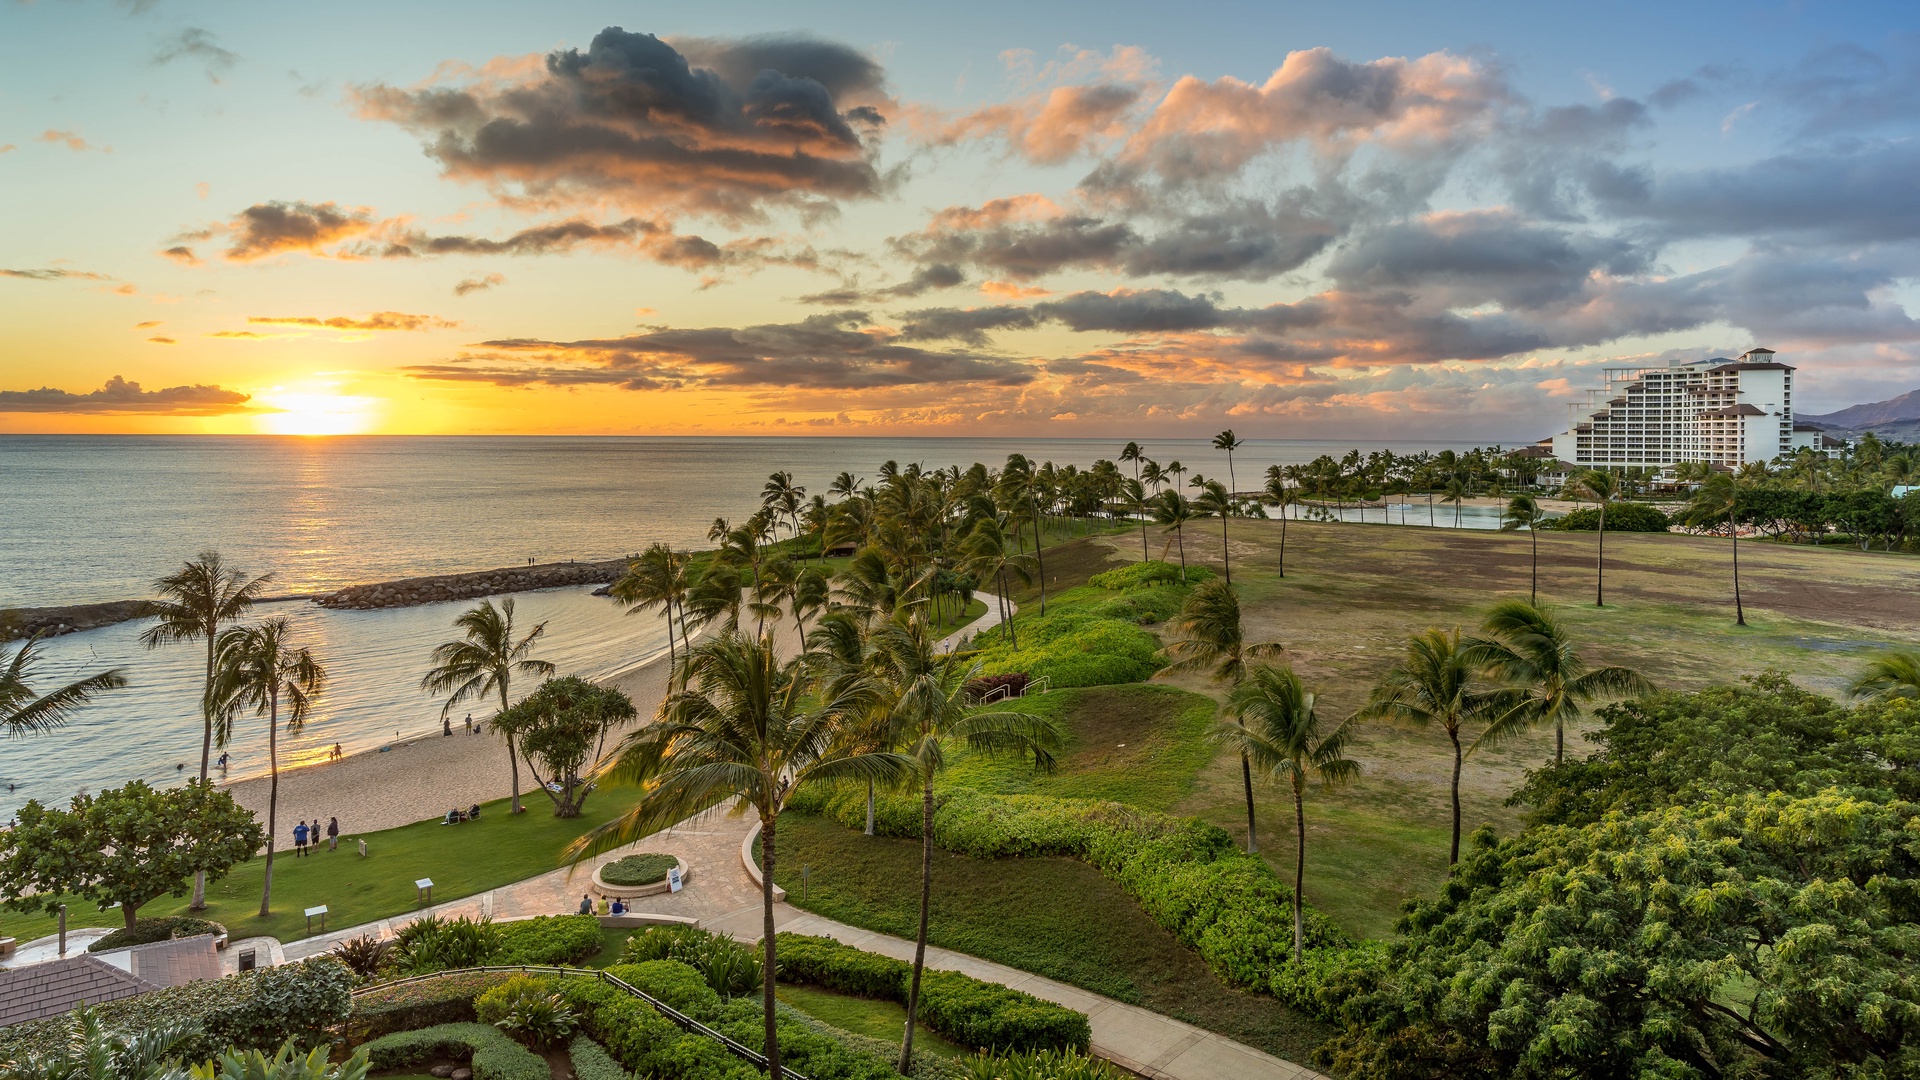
[{"x1": 223, "y1": 642, "x2": 679, "y2": 836}]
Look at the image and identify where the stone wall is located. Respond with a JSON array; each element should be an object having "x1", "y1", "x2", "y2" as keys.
[{"x1": 310, "y1": 558, "x2": 630, "y2": 610}]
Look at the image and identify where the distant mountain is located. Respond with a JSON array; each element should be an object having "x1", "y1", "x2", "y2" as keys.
[{"x1": 1799, "y1": 388, "x2": 1920, "y2": 437}]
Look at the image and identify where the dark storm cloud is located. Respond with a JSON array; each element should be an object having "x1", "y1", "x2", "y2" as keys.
[
  {"x1": 0, "y1": 376, "x2": 254, "y2": 415},
  {"x1": 353, "y1": 27, "x2": 892, "y2": 220}
]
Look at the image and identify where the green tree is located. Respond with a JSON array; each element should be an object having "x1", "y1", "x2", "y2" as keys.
[
  {"x1": 610, "y1": 544, "x2": 692, "y2": 684},
  {"x1": 960, "y1": 517, "x2": 1033, "y2": 649},
  {"x1": 0, "y1": 779, "x2": 262, "y2": 931},
  {"x1": 1442, "y1": 476, "x2": 1468, "y2": 528},
  {"x1": 568, "y1": 631, "x2": 913, "y2": 1080},
  {"x1": 209, "y1": 618, "x2": 327, "y2": 916},
  {"x1": 1, "y1": 1005, "x2": 199, "y2": 1080},
  {"x1": 1468, "y1": 599, "x2": 1652, "y2": 765},
  {"x1": 1263, "y1": 468, "x2": 1298, "y2": 578},
  {"x1": 140, "y1": 552, "x2": 274, "y2": 911},
  {"x1": 1685, "y1": 471, "x2": 1747, "y2": 625},
  {"x1": 1194, "y1": 479, "x2": 1235, "y2": 584},
  {"x1": 1152, "y1": 490, "x2": 1196, "y2": 582},
  {"x1": 1, "y1": 633, "x2": 126, "y2": 737},
  {"x1": 1212, "y1": 429, "x2": 1242, "y2": 503},
  {"x1": 1360, "y1": 629, "x2": 1496, "y2": 864},
  {"x1": 495, "y1": 677, "x2": 636, "y2": 817},
  {"x1": 867, "y1": 618, "x2": 1062, "y2": 1072},
  {"x1": 1215, "y1": 665, "x2": 1358, "y2": 962},
  {"x1": 1849, "y1": 648, "x2": 1920, "y2": 703},
  {"x1": 1162, "y1": 579, "x2": 1283, "y2": 853},
  {"x1": 1499, "y1": 494, "x2": 1547, "y2": 605},
  {"x1": 420, "y1": 598, "x2": 556, "y2": 814},
  {"x1": 1569, "y1": 468, "x2": 1620, "y2": 606}
]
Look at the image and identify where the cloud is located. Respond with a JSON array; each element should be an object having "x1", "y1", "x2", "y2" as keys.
[
  {"x1": 153, "y1": 27, "x2": 237, "y2": 81},
  {"x1": 135, "y1": 320, "x2": 161, "y2": 328},
  {"x1": 0, "y1": 144, "x2": 15, "y2": 154},
  {"x1": 407, "y1": 312, "x2": 1035, "y2": 392},
  {"x1": 798, "y1": 263, "x2": 964, "y2": 306},
  {"x1": 982, "y1": 281, "x2": 1051, "y2": 300},
  {"x1": 175, "y1": 200, "x2": 379, "y2": 262},
  {"x1": 146, "y1": 336, "x2": 176, "y2": 344},
  {"x1": 352, "y1": 27, "x2": 893, "y2": 222},
  {"x1": 0, "y1": 376, "x2": 255, "y2": 415},
  {"x1": 36, "y1": 129, "x2": 103, "y2": 152},
  {"x1": 2, "y1": 267, "x2": 112, "y2": 281},
  {"x1": 247, "y1": 311, "x2": 459, "y2": 332},
  {"x1": 454, "y1": 272, "x2": 506, "y2": 295},
  {"x1": 930, "y1": 83, "x2": 1144, "y2": 164}
]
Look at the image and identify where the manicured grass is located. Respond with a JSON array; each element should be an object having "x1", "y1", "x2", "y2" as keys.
[
  {"x1": 930, "y1": 597, "x2": 989, "y2": 638},
  {"x1": 774, "y1": 983, "x2": 972, "y2": 1059},
  {"x1": 769, "y1": 813, "x2": 1333, "y2": 1065},
  {"x1": 0, "y1": 786, "x2": 644, "y2": 945},
  {"x1": 579, "y1": 926, "x2": 635, "y2": 969},
  {"x1": 940, "y1": 684, "x2": 1218, "y2": 812}
]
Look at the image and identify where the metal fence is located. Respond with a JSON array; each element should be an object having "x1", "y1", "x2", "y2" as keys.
[{"x1": 351, "y1": 964, "x2": 809, "y2": 1080}]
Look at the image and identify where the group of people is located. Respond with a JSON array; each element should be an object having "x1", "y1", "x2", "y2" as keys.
[
  {"x1": 578, "y1": 893, "x2": 630, "y2": 916},
  {"x1": 443, "y1": 803, "x2": 483, "y2": 824},
  {"x1": 292, "y1": 816, "x2": 339, "y2": 856},
  {"x1": 444, "y1": 714, "x2": 485, "y2": 737}
]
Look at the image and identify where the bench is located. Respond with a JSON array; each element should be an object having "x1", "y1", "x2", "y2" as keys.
[{"x1": 304, "y1": 905, "x2": 329, "y2": 934}]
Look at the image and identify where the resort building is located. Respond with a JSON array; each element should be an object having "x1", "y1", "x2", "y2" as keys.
[{"x1": 1543, "y1": 348, "x2": 1802, "y2": 470}]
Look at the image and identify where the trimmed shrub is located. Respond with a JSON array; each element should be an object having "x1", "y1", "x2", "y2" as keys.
[
  {"x1": 394, "y1": 914, "x2": 502, "y2": 973},
  {"x1": 598, "y1": 853, "x2": 678, "y2": 887},
  {"x1": 0, "y1": 956, "x2": 353, "y2": 1063},
  {"x1": 567, "y1": 1035, "x2": 633, "y2": 1080},
  {"x1": 345, "y1": 971, "x2": 513, "y2": 1042},
  {"x1": 87, "y1": 916, "x2": 226, "y2": 952},
  {"x1": 476, "y1": 974, "x2": 580, "y2": 1047},
  {"x1": 360, "y1": 1022, "x2": 547, "y2": 1080},
  {"x1": 960, "y1": 1049, "x2": 1125, "y2": 1079},
  {"x1": 1086, "y1": 561, "x2": 1212, "y2": 591},
  {"x1": 1552, "y1": 502, "x2": 1671, "y2": 532},
  {"x1": 773, "y1": 935, "x2": 1089, "y2": 1054},
  {"x1": 495, "y1": 914, "x2": 604, "y2": 966},
  {"x1": 620, "y1": 926, "x2": 763, "y2": 998}
]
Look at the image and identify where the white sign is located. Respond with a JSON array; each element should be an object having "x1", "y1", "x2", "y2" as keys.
[{"x1": 667, "y1": 866, "x2": 683, "y2": 893}]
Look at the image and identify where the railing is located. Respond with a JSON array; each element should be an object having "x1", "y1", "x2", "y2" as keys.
[
  {"x1": 351, "y1": 965, "x2": 809, "y2": 1080},
  {"x1": 978, "y1": 675, "x2": 1051, "y2": 704}
]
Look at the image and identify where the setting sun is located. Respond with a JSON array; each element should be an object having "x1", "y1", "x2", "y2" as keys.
[{"x1": 255, "y1": 388, "x2": 382, "y2": 435}]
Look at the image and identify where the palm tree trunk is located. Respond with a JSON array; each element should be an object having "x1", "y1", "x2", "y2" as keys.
[
  {"x1": 260, "y1": 692, "x2": 279, "y2": 918},
  {"x1": 1555, "y1": 712, "x2": 1565, "y2": 765},
  {"x1": 1175, "y1": 525, "x2": 1187, "y2": 582},
  {"x1": 1291, "y1": 778, "x2": 1306, "y2": 964},
  {"x1": 1448, "y1": 728, "x2": 1463, "y2": 865},
  {"x1": 759, "y1": 813, "x2": 783, "y2": 1080},
  {"x1": 193, "y1": 634, "x2": 215, "y2": 911},
  {"x1": 1596, "y1": 506, "x2": 1606, "y2": 607},
  {"x1": 1241, "y1": 751, "x2": 1258, "y2": 855},
  {"x1": 900, "y1": 771, "x2": 935, "y2": 1074},
  {"x1": 865, "y1": 781, "x2": 876, "y2": 836},
  {"x1": 1220, "y1": 515, "x2": 1231, "y2": 585},
  {"x1": 1529, "y1": 527, "x2": 1538, "y2": 605},
  {"x1": 1278, "y1": 508, "x2": 1288, "y2": 578},
  {"x1": 1731, "y1": 509, "x2": 1745, "y2": 626},
  {"x1": 1139, "y1": 516, "x2": 1149, "y2": 561},
  {"x1": 1029, "y1": 498, "x2": 1048, "y2": 616}
]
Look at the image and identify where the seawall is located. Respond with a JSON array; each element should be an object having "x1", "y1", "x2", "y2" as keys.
[{"x1": 308, "y1": 557, "x2": 631, "y2": 610}]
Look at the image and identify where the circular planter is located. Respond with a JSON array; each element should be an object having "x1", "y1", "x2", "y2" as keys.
[{"x1": 591, "y1": 854, "x2": 692, "y2": 898}]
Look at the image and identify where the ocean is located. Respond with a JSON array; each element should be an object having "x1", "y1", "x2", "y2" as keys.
[{"x1": 0, "y1": 435, "x2": 1507, "y2": 815}]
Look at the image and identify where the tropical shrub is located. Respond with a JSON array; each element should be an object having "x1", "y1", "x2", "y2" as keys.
[
  {"x1": 359, "y1": 1023, "x2": 547, "y2": 1080},
  {"x1": 1551, "y1": 501, "x2": 1670, "y2": 531},
  {"x1": 565, "y1": 1035, "x2": 632, "y2": 1080},
  {"x1": 476, "y1": 976, "x2": 580, "y2": 1048},
  {"x1": 88, "y1": 916, "x2": 227, "y2": 953},
  {"x1": 344, "y1": 971, "x2": 512, "y2": 1042},
  {"x1": 959, "y1": 1049, "x2": 1124, "y2": 1080},
  {"x1": 190, "y1": 1042, "x2": 370, "y2": 1080},
  {"x1": 0, "y1": 957, "x2": 353, "y2": 1063},
  {"x1": 598, "y1": 853, "x2": 678, "y2": 887},
  {"x1": 330, "y1": 935, "x2": 392, "y2": 978},
  {"x1": 773, "y1": 934, "x2": 1090, "y2": 1054},
  {"x1": 3, "y1": 1006, "x2": 199, "y2": 1080},
  {"x1": 1086, "y1": 561, "x2": 1212, "y2": 591},
  {"x1": 393, "y1": 915, "x2": 502, "y2": 973},
  {"x1": 973, "y1": 609, "x2": 1165, "y2": 688},
  {"x1": 494, "y1": 915, "x2": 604, "y2": 966},
  {"x1": 620, "y1": 927, "x2": 762, "y2": 998}
]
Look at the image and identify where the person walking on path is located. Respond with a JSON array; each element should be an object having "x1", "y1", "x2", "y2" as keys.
[
  {"x1": 327, "y1": 817, "x2": 339, "y2": 851},
  {"x1": 293, "y1": 820, "x2": 309, "y2": 857}
]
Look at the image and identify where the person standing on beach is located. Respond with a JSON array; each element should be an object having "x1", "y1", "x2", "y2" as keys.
[
  {"x1": 443, "y1": 717, "x2": 452, "y2": 737},
  {"x1": 327, "y1": 817, "x2": 339, "y2": 851},
  {"x1": 464, "y1": 713, "x2": 473, "y2": 732},
  {"x1": 293, "y1": 820, "x2": 309, "y2": 857}
]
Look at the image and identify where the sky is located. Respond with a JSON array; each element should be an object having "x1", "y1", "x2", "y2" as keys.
[{"x1": 2, "y1": 0, "x2": 1917, "y2": 439}]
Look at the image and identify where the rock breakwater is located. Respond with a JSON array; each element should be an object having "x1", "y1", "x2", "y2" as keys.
[
  {"x1": 311, "y1": 558, "x2": 630, "y2": 610},
  {"x1": 2, "y1": 600, "x2": 159, "y2": 641}
]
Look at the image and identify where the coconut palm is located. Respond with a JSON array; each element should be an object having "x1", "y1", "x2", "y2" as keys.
[
  {"x1": 960, "y1": 517, "x2": 1034, "y2": 649},
  {"x1": 1570, "y1": 469, "x2": 1621, "y2": 606},
  {"x1": 1121, "y1": 476, "x2": 1151, "y2": 562},
  {"x1": 1, "y1": 633, "x2": 127, "y2": 737},
  {"x1": 1360, "y1": 629, "x2": 1497, "y2": 864},
  {"x1": 997, "y1": 455, "x2": 1049, "y2": 616},
  {"x1": 611, "y1": 544, "x2": 692, "y2": 688},
  {"x1": 1213, "y1": 429, "x2": 1243, "y2": 501},
  {"x1": 208, "y1": 617, "x2": 326, "y2": 916},
  {"x1": 1264, "y1": 468, "x2": 1297, "y2": 578},
  {"x1": 1500, "y1": 494, "x2": 1548, "y2": 605},
  {"x1": 421, "y1": 598, "x2": 556, "y2": 814},
  {"x1": 1467, "y1": 599, "x2": 1652, "y2": 765},
  {"x1": 568, "y1": 631, "x2": 914, "y2": 1080},
  {"x1": 1686, "y1": 472, "x2": 1746, "y2": 625},
  {"x1": 1442, "y1": 476, "x2": 1469, "y2": 527},
  {"x1": 1194, "y1": 479, "x2": 1235, "y2": 584},
  {"x1": 1120, "y1": 441, "x2": 1144, "y2": 488},
  {"x1": 1162, "y1": 578, "x2": 1282, "y2": 853},
  {"x1": 1849, "y1": 649, "x2": 1920, "y2": 702},
  {"x1": 1215, "y1": 665, "x2": 1358, "y2": 963},
  {"x1": 1153, "y1": 490, "x2": 1196, "y2": 582},
  {"x1": 867, "y1": 618, "x2": 1062, "y2": 1072}
]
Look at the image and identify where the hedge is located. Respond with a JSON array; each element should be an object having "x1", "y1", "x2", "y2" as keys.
[
  {"x1": 1086, "y1": 560, "x2": 1213, "y2": 590},
  {"x1": 88, "y1": 916, "x2": 227, "y2": 952},
  {"x1": 360, "y1": 1022, "x2": 547, "y2": 1080},
  {"x1": 1552, "y1": 502, "x2": 1671, "y2": 532},
  {"x1": 774, "y1": 934, "x2": 1089, "y2": 1054},
  {"x1": 567, "y1": 1035, "x2": 632, "y2": 1080},
  {"x1": 0, "y1": 956, "x2": 353, "y2": 1063},
  {"x1": 598, "y1": 853, "x2": 678, "y2": 887},
  {"x1": 494, "y1": 915, "x2": 604, "y2": 966},
  {"x1": 345, "y1": 971, "x2": 513, "y2": 1042}
]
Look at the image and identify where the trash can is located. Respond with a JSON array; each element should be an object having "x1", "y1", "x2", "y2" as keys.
[{"x1": 238, "y1": 948, "x2": 256, "y2": 972}]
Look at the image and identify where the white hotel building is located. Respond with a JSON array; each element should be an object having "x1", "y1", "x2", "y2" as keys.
[{"x1": 1541, "y1": 348, "x2": 1836, "y2": 471}]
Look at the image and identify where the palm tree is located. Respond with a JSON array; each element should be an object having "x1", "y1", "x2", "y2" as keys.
[
  {"x1": 960, "y1": 518, "x2": 1033, "y2": 649},
  {"x1": 7, "y1": 1006, "x2": 201, "y2": 1080},
  {"x1": 208, "y1": 618, "x2": 326, "y2": 916},
  {"x1": 1264, "y1": 468, "x2": 1297, "y2": 578},
  {"x1": 1162, "y1": 579, "x2": 1282, "y2": 853},
  {"x1": 1848, "y1": 649, "x2": 1920, "y2": 702},
  {"x1": 1360, "y1": 629, "x2": 1495, "y2": 864},
  {"x1": 421, "y1": 598, "x2": 556, "y2": 814},
  {"x1": 1153, "y1": 490, "x2": 1196, "y2": 582},
  {"x1": 868, "y1": 619, "x2": 1062, "y2": 1071},
  {"x1": 1686, "y1": 472, "x2": 1746, "y2": 626},
  {"x1": 1467, "y1": 599, "x2": 1652, "y2": 765},
  {"x1": 1194, "y1": 480, "x2": 1235, "y2": 584},
  {"x1": 1121, "y1": 477, "x2": 1151, "y2": 562},
  {"x1": 611, "y1": 544, "x2": 692, "y2": 687},
  {"x1": 1215, "y1": 665, "x2": 1358, "y2": 963},
  {"x1": 1, "y1": 633, "x2": 127, "y2": 736},
  {"x1": 1570, "y1": 469, "x2": 1620, "y2": 606},
  {"x1": 568, "y1": 632, "x2": 913, "y2": 1080},
  {"x1": 140, "y1": 552, "x2": 273, "y2": 910},
  {"x1": 1442, "y1": 476, "x2": 1468, "y2": 528},
  {"x1": 1213, "y1": 430, "x2": 1243, "y2": 502},
  {"x1": 1500, "y1": 494, "x2": 1547, "y2": 605},
  {"x1": 1120, "y1": 441, "x2": 1144, "y2": 489}
]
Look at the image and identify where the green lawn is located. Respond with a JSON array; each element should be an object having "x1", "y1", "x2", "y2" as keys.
[
  {"x1": 775, "y1": 984, "x2": 972, "y2": 1059},
  {"x1": 769, "y1": 813, "x2": 1332, "y2": 1065},
  {"x1": 579, "y1": 926, "x2": 636, "y2": 969},
  {"x1": 0, "y1": 787, "x2": 644, "y2": 945},
  {"x1": 930, "y1": 597, "x2": 990, "y2": 639}
]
